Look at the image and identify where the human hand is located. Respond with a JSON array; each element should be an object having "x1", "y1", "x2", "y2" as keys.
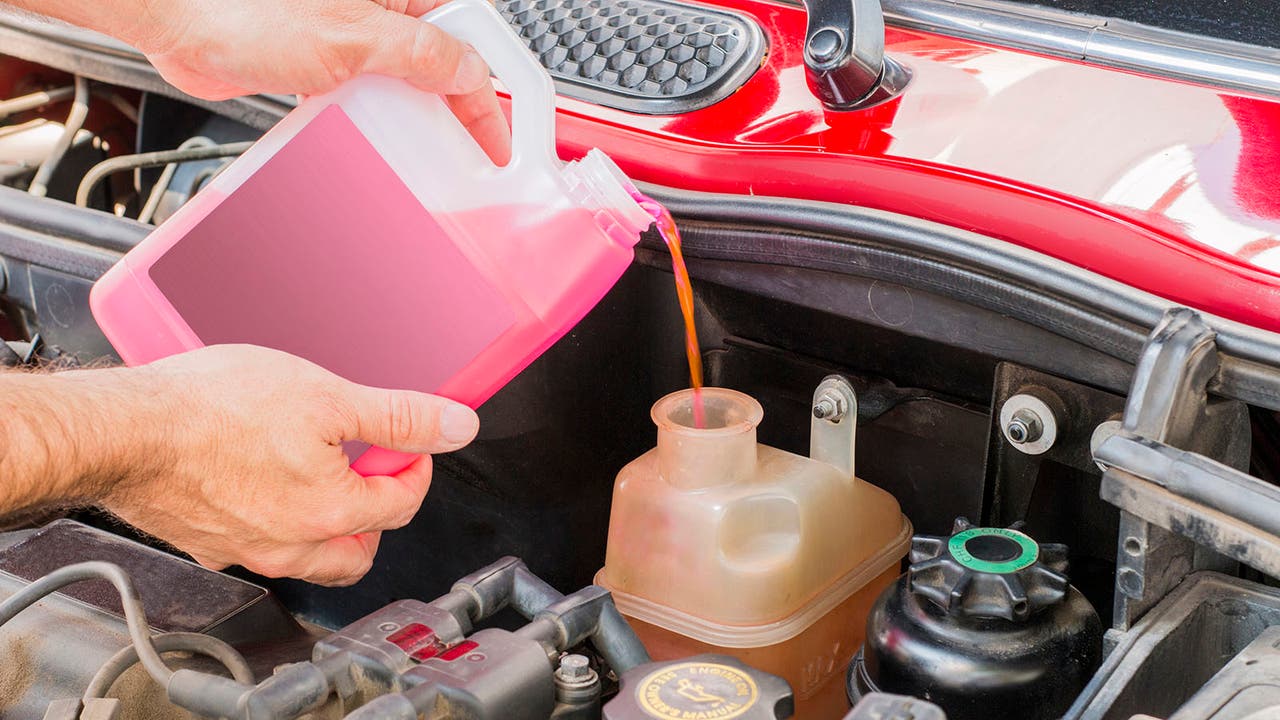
[
  {"x1": 100, "y1": 344, "x2": 479, "y2": 586},
  {"x1": 132, "y1": 0, "x2": 511, "y2": 163}
]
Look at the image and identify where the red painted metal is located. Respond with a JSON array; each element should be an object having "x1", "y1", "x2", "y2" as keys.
[{"x1": 539, "y1": 0, "x2": 1280, "y2": 331}]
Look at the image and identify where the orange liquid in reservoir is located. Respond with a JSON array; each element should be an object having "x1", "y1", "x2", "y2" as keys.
[{"x1": 636, "y1": 195, "x2": 705, "y2": 427}]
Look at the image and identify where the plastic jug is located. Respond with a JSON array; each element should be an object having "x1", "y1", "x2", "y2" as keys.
[
  {"x1": 596, "y1": 386, "x2": 912, "y2": 719},
  {"x1": 89, "y1": 0, "x2": 654, "y2": 476}
]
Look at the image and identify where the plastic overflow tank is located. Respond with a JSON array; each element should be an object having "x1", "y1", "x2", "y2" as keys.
[
  {"x1": 89, "y1": 0, "x2": 653, "y2": 476},
  {"x1": 596, "y1": 386, "x2": 912, "y2": 719}
]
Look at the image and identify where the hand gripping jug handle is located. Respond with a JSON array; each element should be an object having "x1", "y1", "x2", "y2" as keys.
[{"x1": 423, "y1": 0, "x2": 558, "y2": 174}]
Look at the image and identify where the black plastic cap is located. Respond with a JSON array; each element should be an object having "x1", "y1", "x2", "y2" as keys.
[{"x1": 907, "y1": 517, "x2": 1070, "y2": 622}]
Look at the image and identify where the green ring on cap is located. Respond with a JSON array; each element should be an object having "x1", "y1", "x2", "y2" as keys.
[{"x1": 948, "y1": 527, "x2": 1039, "y2": 574}]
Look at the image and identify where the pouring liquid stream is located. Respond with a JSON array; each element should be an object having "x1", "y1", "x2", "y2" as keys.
[{"x1": 635, "y1": 194, "x2": 705, "y2": 427}]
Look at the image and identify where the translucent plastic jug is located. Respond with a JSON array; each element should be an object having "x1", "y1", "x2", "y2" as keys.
[
  {"x1": 596, "y1": 387, "x2": 912, "y2": 719},
  {"x1": 90, "y1": 0, "x2": 653, "y2": 476}
]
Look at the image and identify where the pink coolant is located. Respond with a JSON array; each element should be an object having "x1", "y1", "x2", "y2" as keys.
[{"x1": 91, "y1": 104, "x2": 650, "y2": 476}]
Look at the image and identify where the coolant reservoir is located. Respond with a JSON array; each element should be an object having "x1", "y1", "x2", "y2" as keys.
[{"x1": 597, "y1": 383, "x2": 911, "y2": 719}]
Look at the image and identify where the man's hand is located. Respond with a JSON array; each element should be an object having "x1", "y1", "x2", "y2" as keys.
[
  {"x1": 0, "y1": 345, "x2": 479, "y2": 586},
  {"x1": 6, "y1": 0, "x2": 511, "y2": 164}
]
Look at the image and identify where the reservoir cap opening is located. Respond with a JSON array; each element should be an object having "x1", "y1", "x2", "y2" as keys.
[{"x1": 653, "y1": 387, "x2": 764, "y2": 435}]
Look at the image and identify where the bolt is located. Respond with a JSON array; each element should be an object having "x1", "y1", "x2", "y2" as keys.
[
  {"x1": 812, "y1": 391, "x2": 847, "y2": 422},
  {"x1": 1006, "y1": 408, "x2": 1044, "y2": 445},
  {"x1": 557, "y1": 654, "x2": 592, "y2": 681},
  {"x1": 555, "y1": 654, "x2": 600, "y2": 700}
]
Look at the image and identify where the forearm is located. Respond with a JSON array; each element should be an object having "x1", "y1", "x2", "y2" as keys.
[
  {"x1": 0, "y1": 366, "x2": 169, "y2": 515},
  {"x1": 3, "y1": 0, "x2": 179, "y2": 52}
]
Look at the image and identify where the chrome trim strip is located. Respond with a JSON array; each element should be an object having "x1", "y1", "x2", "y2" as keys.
[{"x1": 881, "y1": 0, "x2": 1280, "y2": 97}]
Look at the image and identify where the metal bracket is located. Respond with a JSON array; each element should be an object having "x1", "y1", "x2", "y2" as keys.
[
  {"x1": 811, "y1": 375, "x2": 858, "y2": 477},
  {"x1": 982, "y1": 363, "x2": 1124, "y2": 528},
  {"x1": 1096, "y1": 309, "x2": 1252, "y2": 636}
]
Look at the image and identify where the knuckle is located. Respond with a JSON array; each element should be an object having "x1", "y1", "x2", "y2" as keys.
[
  {"x1": 245, "y1": 553, "x2": 294, "y2": 579},
  {"x1": 410, "y1": 25, "x2": 458, "y2": 81},
  {"x1": 324, "y1": 58, "x2": 359, "y2": 87},
  {"x1": 313, "y1": 387, "x2": 359, "y2": 435},
  {"x1": 386, "y1": 392, "x2": 424, "y2": 442},
  {"x1": 355, "y1": 550, "x2": 376, "y2": 579},
  {"x1": 390, "y1": 499, "x2": 423, "y2": 530},
  {"x1": 405, "y1": 454, "x2": 434, "y2": 490},
  {"x1": 319, "y1": 549, "x2": 375, "y2": 588},
  {"x1": 319, "y1": 15, "x2": 379, "y2": 84},
  {"x1": 311, "y1": 502, "x2": 356, "y2": 536}
]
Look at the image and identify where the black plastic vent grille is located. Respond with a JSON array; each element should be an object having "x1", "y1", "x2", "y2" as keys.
[{"x1": 498, "y1": 0, "x2": 766, "y2": 114}]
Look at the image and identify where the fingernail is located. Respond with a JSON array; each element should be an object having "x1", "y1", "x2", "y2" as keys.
[
  {"x1": 453, "y1": 48, "x2": 490, "y2": 93},
  {"x1": 441, "y1": 403, "x2": 480, "y2": 445}
]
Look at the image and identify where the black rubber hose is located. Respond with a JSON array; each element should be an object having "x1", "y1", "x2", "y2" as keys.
[
  {"x1": 0, "y1": 184, "x2": 149, "y2": 254},
  {"x1": 84, "y1": 631, "x2": 255, "y2": 701},
  {"x1": 0, "y1": 561, "x2": 173, "y2": 685}
]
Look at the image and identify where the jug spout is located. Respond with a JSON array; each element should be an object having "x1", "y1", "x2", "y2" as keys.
[
  {"x1": 564, "y1": 150, "x2": 653, "y2": 247},
  {"x1": 653, "y1": 388, "x2": 762, "y2": 490}
]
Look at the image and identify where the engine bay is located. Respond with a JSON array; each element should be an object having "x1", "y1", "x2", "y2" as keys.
[{"x1": 4, "y1": 5, "x2": 1280, "y2": 717}]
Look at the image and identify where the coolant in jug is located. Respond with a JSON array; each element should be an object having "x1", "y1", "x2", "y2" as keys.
[{"x1": 88, "y1": 0, "x2": 654, "y2": 476}]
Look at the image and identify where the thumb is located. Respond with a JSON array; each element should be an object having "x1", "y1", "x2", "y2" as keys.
[
  {"x1": 358, "y1": 8, "x2": 491, "y2": 95},
  {"x1": 340, "y1": 384, "x2": 480, "y2": 453}
]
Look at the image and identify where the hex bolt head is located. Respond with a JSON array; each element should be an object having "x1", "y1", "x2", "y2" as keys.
[
  {"x1": 812, "y1": 391, "x2": 847, "y2": 422},
  {"x1": 557, "y1": 654, "x2": 595, "y2": 682},
  {"x1": 1006, "y1": 409, "x2": 1044, "y2": 445},
  {"x1": 999, "y1": 393, "x2": 1059, "y2": 456}
]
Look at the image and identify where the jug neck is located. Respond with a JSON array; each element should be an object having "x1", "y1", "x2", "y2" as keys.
[
  {"x1": 653, "y1": 388, "x2": 763, "y2": 490},
  {"x1": 564, "y1": 149, "x2": 653, "y2": 247}
]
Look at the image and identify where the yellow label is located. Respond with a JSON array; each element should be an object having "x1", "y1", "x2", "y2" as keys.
[{"x1": 636, "y1": 662, "x2": 760, "y2": 719}]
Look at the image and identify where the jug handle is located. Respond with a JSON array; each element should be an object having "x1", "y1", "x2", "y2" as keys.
[{"x1": 424, "y1": 0, "x2": 559, "y2": 175}]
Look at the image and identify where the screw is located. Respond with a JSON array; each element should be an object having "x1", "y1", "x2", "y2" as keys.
[
  {"x1": 812, "y1": 391, "x2": 847, "y2": 422},
  {"x1": 377, "y1": 622, "x2": 399, "y2": 633},
  {"x1": 1006, "y1": 408, "x2": 1044, "y2": 445}
]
